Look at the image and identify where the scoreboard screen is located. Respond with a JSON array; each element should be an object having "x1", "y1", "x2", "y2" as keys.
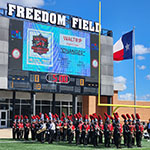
[
  {"x1": 23, "y1": 21, "x2": 90, "y2": 77},
  {"x1": 8, "y1": 19, "x2": 99, "y2": 95}
]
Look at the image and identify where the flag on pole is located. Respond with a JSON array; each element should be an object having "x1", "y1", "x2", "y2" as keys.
[{"x1": 113, "y1": 31, "x2": 133, "y2": 61}]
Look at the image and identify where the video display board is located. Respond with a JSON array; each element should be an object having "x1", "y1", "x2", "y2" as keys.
[
  {"x1": 8, "y1": 19, "x2": 99, "y2": 95},
  {"x1": 23, "y1": 21, "x2": 90, "y2": 76}
]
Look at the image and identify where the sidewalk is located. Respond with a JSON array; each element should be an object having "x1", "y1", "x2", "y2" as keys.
[
  {"x1": 0, "y1": 128, "x2": 31, "y2": 139},
  {"x1": 0, "y1": 128, "x2": 12, "y2": 138}
]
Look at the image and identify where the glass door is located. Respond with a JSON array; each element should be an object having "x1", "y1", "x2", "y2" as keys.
[{"x1": 0, "y1": 110, "x2": 7, "y2": 128}]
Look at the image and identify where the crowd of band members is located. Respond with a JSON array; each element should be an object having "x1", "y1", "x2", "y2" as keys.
[{"x1": 12, "y1": 112, "x2": 144, "y2": 148}]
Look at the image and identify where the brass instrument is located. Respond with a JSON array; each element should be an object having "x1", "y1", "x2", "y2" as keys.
[{"x1": 37, "y1": 128, "x2": 46, "y2": 134}]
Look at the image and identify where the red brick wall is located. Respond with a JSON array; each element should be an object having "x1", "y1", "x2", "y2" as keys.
[
  {"x1": 112, "y1": 91, "x2": 150, "y2": 122},
  {"x1": 96, "y1": 96, "x2": 108, "y2": 122},
  {"x1": 82, "y1": 95, "x2": 108, "y2": 122}
]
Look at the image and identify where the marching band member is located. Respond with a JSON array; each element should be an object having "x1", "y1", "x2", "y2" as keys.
[
  {"x1": 75, "y1": 113, "x2": 82, "y2": 145},
  {"x1": 98, "y1": 115, "x2": 104, "y2": 144},
  {"x1": 45, "y1": 113, "x2": 50, "y2": 142},
  {"x1": 121, "y1": 114, "x2": 128, "y2": 146},
  {"x1": 114, "y1": 113, "x2": 122, "y2": 148},
  {"x1": 55, "y1": 114, "x2": 62, "y2": 142},
  {"x1": 12, "y1": 115, "x2": 17, "y2": 139},
  {"x1": 78, "y1": 113, "x2": 83, "y2": 144},
  {"x1": 126, "y1": 113, "x2": 134, "y2": 148},
  {"x1": 104, "y1": 113, "x2": 113, "y2": 147},
  {"x1": 62, "y1": 112, "x2": 68, "y2": 141},
  {"x1": 17, "y1": 116, "x2": 23, "y2": 140},
  {"x1": 36, "y1": 115, "x2": 41, "y2": 141},
  {"x1": 24, "y1": 115, "x2": 30, "y2": 140},
  {"x1": 67, "y1": 119, "x2": 75, "y2": 144},
  {"x1": 90, "y1": 115, "x2": 96, "y2": 147},
  {"x1": 135, "y1": 113, "x2": 144, "y2": 147},
  {"x1": 38, "y1": 113, "x2": 46, "y2": 143},
  {"x1": 131, "y1": 114, "x2": 136, "y2": 146},
  {"x1": 47, "y1": 112, "x2": 55, "y2": 144},
  {"x1": 81, "y1": 115, "x2": 90, "y2": 146},
  {"x1": 31, "y1": 116, "x2": 36, "y2": 140}
]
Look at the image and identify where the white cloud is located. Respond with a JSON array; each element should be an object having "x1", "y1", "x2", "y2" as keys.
[
  {"x1": 135, "y1": 44, "x2": 150, "y2": 55},
  {"x1": 137, "y1": 56, "x2": 145, "y2": 60},
  {"x1": 0, "y1": 0, "x2": 45, "y2": 8},
  {"x1": 114, "y1": 76, "x2": 127, "y2": 90},
  {"x1": 140, "y1": 94, "x2": 150, "y2": 100},
  {"x1": 119, "y1": 93, "x2": 134, "y2": 100},
  {"x1": 114, "y1": 76, "x2": 126, "y2": 83},
  {"x1": 137, "y1": 65, "x2": 146, "y2": 70},
  {"x1": 146, "y1": 74, "x2": 150, "y2": 80}
]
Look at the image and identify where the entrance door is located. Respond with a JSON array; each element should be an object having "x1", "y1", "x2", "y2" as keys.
[{"x1": 0, "y1": 110, "x2": 7, "y2": 128}]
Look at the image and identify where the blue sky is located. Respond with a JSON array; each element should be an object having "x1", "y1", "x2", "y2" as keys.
[{"x1": 1, "y1": 0, "x2": 150, "y2": 101}]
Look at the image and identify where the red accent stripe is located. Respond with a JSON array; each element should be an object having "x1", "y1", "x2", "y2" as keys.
[{"x1": 113, "y1": 49, "x2": 124, "y2": 61}]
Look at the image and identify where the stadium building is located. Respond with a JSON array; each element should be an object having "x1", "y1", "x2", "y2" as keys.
[{"x1": 0, "y1": 4, "x2": 113, "y2": 128}]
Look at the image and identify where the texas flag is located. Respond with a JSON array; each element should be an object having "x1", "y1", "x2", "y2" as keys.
[{"x1": 113, "y1": 31, "x2": 133, "y2": 61}]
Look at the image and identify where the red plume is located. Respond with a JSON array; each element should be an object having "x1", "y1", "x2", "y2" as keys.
[
  {"x1": 55, "y1": 114, "x2": 59, "y2": 119},
  {"x1": 104, "y1": 112, "x2": 108, "y2": 118},
  {"x1": 74, "y1": 114, "x2": 77, "y2": 119},
  {"x1": 70, "y1": 115, "x2": 73, "y2": 121},
  {"x1": 136, "y1": 113, "x2": 140, "y2": 119},
  {"x1": 126, "y1": 113, "x2": 131, "y2": 119},
  {"x1": 36, "y1": 115, "x2": 40, "y2": 120},
  {"x1": 121, "y1": 114, "x2": 127, "y2": 120},
  {"x1": 62, "y1": 112, "x2": 66, "y2": 118},
  {"x1": 21, "y1": 115, "x2": 23, "y2": 120},
  {"x1": 14, "y1": 115, "x2": 18, "y2": 119},
  {"x1": 39, "y1": 113, "x2": 42, "y2": 118},
  {"x1": 90, "y1": 115, "x2": 94, "y2": 120},
  {"x1": 84, "y1": 114, "x2": 88, "y2": 119},
  {"x1": 93, "y1": 113, "x2": 98, "y2": 119},
  {"x1": 24, "y1": 115, "x2": 28, "y2": 119},
  {"x1": 110, "y1": 116, "x2": 114, "y2": 120},
  {"x1": 115, "y1": 112, "x2": 119, "y2": 118},
  {"x1": 131, "y1": 114, "x2": 135, "y2": 120},
  {"x1": 98, "y1": 115, "x2": 102, "y2": 120}
]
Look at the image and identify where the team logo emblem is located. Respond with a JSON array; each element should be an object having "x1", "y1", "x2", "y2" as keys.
[
  {"x1": 31, "y1": 34, "x2": 49, "y2": 55},
  {"x1": 91, "y1": 43, "x2": 99, "y2": 51},
  {"x1": 92, "y1": 59, "x2": 98, "y2": 68},
  {"x1": 12, "y1": 48, "x2": 21, "y2": 59},
  {"x1": 11, "y1": 30, "x2": 22, "y2": 39}
]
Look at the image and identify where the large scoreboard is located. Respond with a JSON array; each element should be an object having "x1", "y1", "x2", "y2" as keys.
[{"x1": 8, "y1": 19, "x2": 99, "y2": 95}]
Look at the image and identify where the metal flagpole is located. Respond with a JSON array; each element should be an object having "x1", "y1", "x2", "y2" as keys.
[{"x1": 133, "y1": 26, "x2": 136, "y2": 115}]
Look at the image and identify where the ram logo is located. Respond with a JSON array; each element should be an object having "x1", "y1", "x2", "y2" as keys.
[{"x1": 31, "y1": 34, "x2": 49, "y2": 55}]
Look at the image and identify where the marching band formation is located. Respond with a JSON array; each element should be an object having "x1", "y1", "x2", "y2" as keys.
[{"x1": 12, "y1": 112, "x2": 144, "y2": 148}]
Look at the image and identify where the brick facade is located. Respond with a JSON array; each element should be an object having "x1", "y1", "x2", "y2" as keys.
[{"x1": 82, "y1": 91, "x2": 150, "y2": 123}]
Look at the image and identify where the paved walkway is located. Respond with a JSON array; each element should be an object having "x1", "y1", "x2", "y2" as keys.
[
  {"x1": 0, "y1": 128, "x2": 31, "y2": 139},
  {"x1": 0, "y1": 128, "x2": 12, "y2": 138}
]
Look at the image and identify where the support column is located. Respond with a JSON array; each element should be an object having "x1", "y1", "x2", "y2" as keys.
[
  {"x1": 72, "y1": 95, "x2": 77, "y2": 115},
  {"x1": 52, "y1": 93, "x2": 55, "y2": 114},
  {"x1": 107, "y1": 96, "x2": 112, "y2": 115},
  {"x1": 33, "y1": 93, "x2": 36, "y2": 115},
  {"x1": 82, "y1": 96, "x2": 96, "y2": 116},
  {"x1": 12, "y1": 91, "x2": 16, "y2": 119},
  {"x1": 31, "y1": 92, "x2": 36, "y2": 116},
  {"x1": 75, "y1": 96, "x2": 77, "y2": 114}
]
